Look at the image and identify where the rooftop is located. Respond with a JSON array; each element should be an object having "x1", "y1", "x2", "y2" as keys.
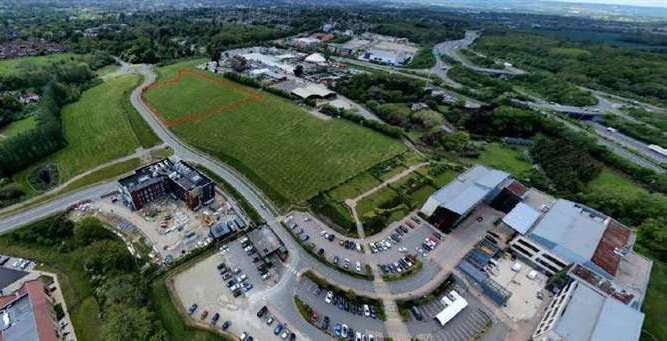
[
  {"x1": 0, "y1": 280, "x2": 57, "y2": 341},
  {"x1": 119, "y1": 159, "x2": 212, "y2": 194},
  {"x1": 553, "y1": 282, "x2": 643, "y2": 341},
  {"x1": 0, "y1": 268, "x2": 28, "y2": 292},
  {"x1": 421, "y1": 165, "x2": 510, "y2": 216},
  {"x1": 528, "y1": 199, "x2": 608, "y2": 265},
  {"x1": 247, "y1": 225, "x2": 282, "y2": 258},
  {"x1": 502, "y1": 202, "x2": 540, "y2": 235}
]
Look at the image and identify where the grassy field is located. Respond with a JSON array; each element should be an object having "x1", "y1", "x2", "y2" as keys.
[
  {"x1": 14, "y1": 74, "x2": 145, "y2": 192},
  {"x1": 357, "y1": 187, "x2": 400, "y2": 216},
  {"x1": 641, "y1": 258, "x2": 667, "y2": 341},
  {"x1": 0, "y1": 115, "x2": 37, "y2": 139},
  {"x1": 586, "y1": 168, "x2": 649, "y2": 200},
  {"x1": 0, "y1": 53, "x2": 80, "y2": 75},
  {"x1": 329, "y1": 173, "x2": 383, "y2": 201},
  {"x1": 146, "y1": 62, "x2": 405, "y2": 207},
  {"x1": 469, "y1": 143, "x2": 533, "y2": 176}
]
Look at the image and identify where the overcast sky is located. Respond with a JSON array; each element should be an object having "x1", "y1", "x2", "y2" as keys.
[{"x1": 548, "y1": 0, "x2": 667, "y2": 7}]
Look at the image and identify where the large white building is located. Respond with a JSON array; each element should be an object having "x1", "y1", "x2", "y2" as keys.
[{"x1": 533, "y1": 281, "x2": 644, "y2": 341}]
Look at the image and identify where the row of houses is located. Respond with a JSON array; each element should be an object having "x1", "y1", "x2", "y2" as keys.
[{"x1": 420, "y1": 165, "x2": 652, "y2": 341}]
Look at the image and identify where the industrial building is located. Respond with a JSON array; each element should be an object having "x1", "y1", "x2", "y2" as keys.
[
  {"x1": 420, "y1": 165, "x2": 512, "y2": 231},
  {"x1": 118, "y1": 158, "x2": 215, "y2": 211},
  {"x1": 532, "y1": 281, "x2": 644, "y2": 341},
  {"x1": 0, "y1": 279, "x2": 59, "y2": 341}
]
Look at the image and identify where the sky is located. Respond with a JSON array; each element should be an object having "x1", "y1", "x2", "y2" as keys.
[{"x1": 548, "y1": 0, "x2": 667, "y2": 7}]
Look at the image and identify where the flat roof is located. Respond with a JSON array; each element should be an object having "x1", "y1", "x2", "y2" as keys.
[
  {"x1": 554, "y1": 282, "x2": 644, "y2": 341},
  {"x1": 528, "y1": 199, "x2": 608, "y2": 264},
  {"x1": 435, "y1": 290, "x2": 468, "y2": 326},
  {"x1": 0, "y1": 267, "x2": 28, "y2": 291},
  {"x1": 247, "y1": 226, "x2": 282, "y2": 258},
  {"x1": 502, "y1": 202, "x2": 540, "y2": 235}
]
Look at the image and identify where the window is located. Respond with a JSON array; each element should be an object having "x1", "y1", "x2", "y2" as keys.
[
  {"x1": 517, "y1": 239, "x2": 540, "y2": 252},
  {"x1": 536, "y1": 258, "x2": 560, "y2": 273},
  {"x1": 512, "y1": 244, "x2": 534, "y2": 257},
  {"x1": 542, "y1": 254, "x2": 567, "y2": 268}
]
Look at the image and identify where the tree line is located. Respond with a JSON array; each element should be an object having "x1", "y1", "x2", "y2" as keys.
[{"x1": 0, "y1": 54, "x2": 111, "y2": 177}]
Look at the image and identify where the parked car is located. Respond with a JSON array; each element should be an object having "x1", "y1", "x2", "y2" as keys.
[
  {"x1": 211, "y1": 313, "x2": 220, "y2": 324},
  {"x1": 257, "y1": 306, "x2": 268, "y2": 318},
  {"x1": 325, "y1": 291, "x2": 333, "y2": 304},
  {"x1": 200, "y1": 310, "x2": 209, "y2": 320},
  {"x1": 222, "y1": 320, "x2": 231, "y2": 330},
  {"x1": 266, "y1": 316, "x2": 274, "y2": 325},
  {"x1": 188, "y1": 303, "x2": 198, "y2": 315},
  {"x1": 410, "y1": 306, "x2": 423, "y2": 320},
  {"x1": 274, "y1": 324, "x2": 284, "y2": 335},
  {"x1": 364, "y1": 304, "x2": 370, "y2": 317}
]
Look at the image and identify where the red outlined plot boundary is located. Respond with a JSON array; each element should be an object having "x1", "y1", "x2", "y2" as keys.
[{"x1": 141, "y1": 68, "x2": 264, "y2": 127}]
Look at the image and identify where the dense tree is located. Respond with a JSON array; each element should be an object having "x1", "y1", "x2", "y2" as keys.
[
  {"x1": 101, "y1": 305, "x2": 167, "y2": 341},
  {"x1": 531, "y1": 136, "x2": 602, "y2": 195}
]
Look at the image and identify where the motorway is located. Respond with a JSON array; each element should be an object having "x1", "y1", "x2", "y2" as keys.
[
  {"x1": 434, "y1": 31, "x2": 526, "y2": 76},
  {"x1": 433, "y1": 30, "x2": 666, "y2": 173}
]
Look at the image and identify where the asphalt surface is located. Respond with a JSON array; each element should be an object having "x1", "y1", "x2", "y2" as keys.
[{"x1": 435, "y1": 31, "x2": 526, "y2": 76}]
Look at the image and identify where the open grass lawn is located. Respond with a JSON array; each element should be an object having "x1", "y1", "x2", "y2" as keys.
[
  {"x1": 15, "y1": 75, "x2": 145, "y2": 192},
  {"x1": 357, "y1": 187, "x2": 400, "y2": 216},
  {"x1": 0, "y1": 53, "x2": 80, "y2": 75},
  {"x1": 641, "y1": 259, "x2": 667, "y2": 341},
  {"x1": 145, "y1": 64, "x2": 405, "y2": 207},
  {"x1": 586, "y1": 168, "x2": 648, "y2": 200},
  {"x1": 329, "y1": 172, "x2": 383, "y2": 201},
  {"x1": 469, "y1": 143, "x2": 533, "y2": 176},
  {"x1": 0, "y1": 115, "x2": 37, "y2": 139}
]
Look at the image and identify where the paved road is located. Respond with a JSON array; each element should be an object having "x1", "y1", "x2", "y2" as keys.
[{"x1": 435, "y1": 31, "x2": 526, "y2": 76}]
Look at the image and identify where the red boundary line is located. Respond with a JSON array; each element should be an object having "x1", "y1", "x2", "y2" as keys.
[{"x1": 141, "y1": 68, "x2": 265, "y2": 127}]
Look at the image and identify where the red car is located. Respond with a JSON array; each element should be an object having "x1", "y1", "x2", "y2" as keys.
[
  {"x1": 310, "y1": 310, "x2": 319, "y2": 322},
  {"x1": 405, "y1": 221, "x2": 417, "y2": 229},
  {"x1": 200, "y1": 310, "x2": 209, "y2": 320}
]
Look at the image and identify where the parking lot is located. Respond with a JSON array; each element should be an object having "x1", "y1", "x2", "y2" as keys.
[
  {"x1": 284, "y1": 212, "x2": 368, "y2": 275},
  {"x1": 172, "y1": 236, "x2": 282, "y2": 339},
  {"x1": 489, "y1": 257, "x2": 548, "y2": 321},
  {"x1": 287, "y1": 211, "x2": 444, "y2": 281},
  {"x1": 406, "y1": 285, "x2": 493, "y2": 341},
  {"x1": 296, "y1": 278, "x2": 386, "y2": 339}
]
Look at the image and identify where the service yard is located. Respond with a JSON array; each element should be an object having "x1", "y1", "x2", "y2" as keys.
[
  {"x1": 489, "y1": 258, "x2": 549, "y2": 322},
  {"x1": 143, "y1": 61, "x2": 406, "y2": 207}
]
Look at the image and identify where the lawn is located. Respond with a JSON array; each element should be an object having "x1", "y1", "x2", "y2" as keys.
[
  {"x1": 586, "y1": 168, "x2": 648, "y2": 201},
  {"x1": 15, "y1": 74, "x2": 144, "y2": 188},
  {"x1": 642, "y1": 259, "x2": 667, "y2": 341},
  {"x1": 357, "y1": 187, "x2": 400, "y2": 216},
  {"x1": 0, "y1": 115, "x2": 37, "y2": 139},
  {"x1": 469, "y1": 143, "x2": 533, "y2": 176},
  {"x1": 145, "y1": 63, "x2": 406, "y2": 207},
  {"x1": 0, "y1": 53, "x2": 80, "y2": 75},
  {"x1": 328, "y1": 172, "x2": 383, "y2": 201}
]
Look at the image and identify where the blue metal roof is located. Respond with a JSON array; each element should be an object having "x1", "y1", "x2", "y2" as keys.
[
  {"x1": 528, "y1": 199, "x2": 607, "y2": 263},
  {"x1": 555, "y1": 283, "x2": 644, "y2": 341}
]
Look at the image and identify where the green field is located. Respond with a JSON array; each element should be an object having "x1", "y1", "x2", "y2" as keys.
[
  {"x1": 144, "y1": 73, "x2": 247, "y2": 121},
  {"x1": 642, "y1": 259, "x2": 667, "y2": 341},
  {"x1": 14, "y1": 74, "x2": 151, "y2": 193},
  {"x1": 146, "y1": 62, "x2": 405, "y2": 206},
  {"x1": 469, "y1": 143, "x2": 533, "y2": 176},
  {"x1": 328, "y1": 173, "x2": 383, "y2": 201},
  {"x1": 586, "y1": 168, "x2": 648, "y2": 200},
  {"x1": 0, "y1": 116, "x2": 37, "y2": 139},
  {"x1": 0, "y1": 53, "x2": 80, "y2": 75}
]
